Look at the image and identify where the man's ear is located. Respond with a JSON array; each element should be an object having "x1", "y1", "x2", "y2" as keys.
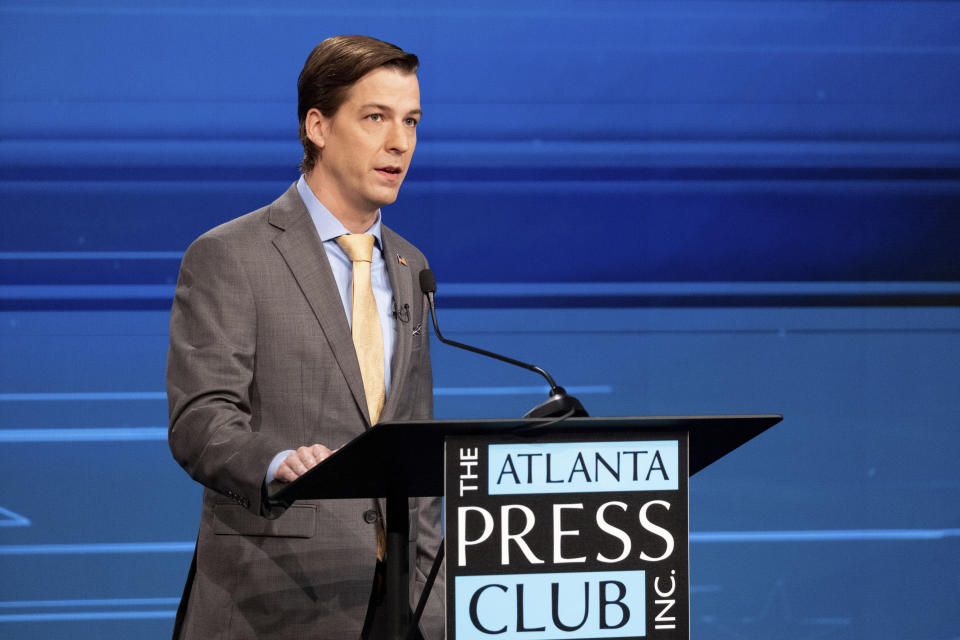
[{"x1": 304, "y1": 108, "x2": 327, "y2": 150}]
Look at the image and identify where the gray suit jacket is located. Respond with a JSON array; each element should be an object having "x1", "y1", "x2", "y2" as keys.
[{"x1": 167, "y1": 183, "x2": 444, "y2": 639}]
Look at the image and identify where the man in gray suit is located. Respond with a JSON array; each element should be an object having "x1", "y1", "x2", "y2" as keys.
[{"x1": 166, "y1": 35, "x2": 443, "y2": 639}]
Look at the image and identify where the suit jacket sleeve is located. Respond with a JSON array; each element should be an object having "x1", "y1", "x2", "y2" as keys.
[{"x1": 167, "y1": 233, "x2": 286, "y2": 518}]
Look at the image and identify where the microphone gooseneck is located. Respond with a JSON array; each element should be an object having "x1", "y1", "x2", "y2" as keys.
[{"x1": 418, "y1": 269, "x2": 587, "y2": 419}]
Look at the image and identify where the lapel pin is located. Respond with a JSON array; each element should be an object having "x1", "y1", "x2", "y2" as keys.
[{"x1": 397, "y1": 254, "x2": 407, "y2": 266}]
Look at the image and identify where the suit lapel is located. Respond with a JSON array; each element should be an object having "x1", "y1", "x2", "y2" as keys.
[
  {"x1": 380, "y1": 227, "x2": 412, "y2": 421},
  {"x1": 269, "y1": 185, "x2": 372, "y2": 425}
]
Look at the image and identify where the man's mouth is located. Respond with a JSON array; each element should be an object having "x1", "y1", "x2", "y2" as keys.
[{"x1": 376, "y1": 166, "x2": 402, "y2": 178}]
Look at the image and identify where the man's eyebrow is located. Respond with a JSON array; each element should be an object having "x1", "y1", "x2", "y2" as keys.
[{"x1": 360, "y1": 103, "x2": 422, "y2": 116}]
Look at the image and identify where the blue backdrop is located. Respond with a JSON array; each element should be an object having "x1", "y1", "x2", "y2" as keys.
[{"x1": 1, "y1": 1, "x2": 958, "y2": 638}]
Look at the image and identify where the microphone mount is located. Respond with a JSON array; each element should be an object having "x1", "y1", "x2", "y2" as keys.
[{"x1": 418, "y1": 269, "x2": 587, "y2": 419}]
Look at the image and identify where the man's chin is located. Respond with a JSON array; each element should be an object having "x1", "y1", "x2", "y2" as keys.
[{"x1": 370, "y1": 187, "x2": 402, "y2": 208}]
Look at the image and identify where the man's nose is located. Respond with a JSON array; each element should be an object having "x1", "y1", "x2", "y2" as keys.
[{"x1": 385, "y1": 121, "x2": 411, "y2": 153}]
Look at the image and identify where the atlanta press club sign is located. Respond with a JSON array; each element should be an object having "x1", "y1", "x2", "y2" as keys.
[{"x1": 445, "y1": 432, "x2": 689, "y2": 639}]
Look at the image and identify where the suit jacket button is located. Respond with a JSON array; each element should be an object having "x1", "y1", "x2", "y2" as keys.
[{"x1": 363, "y1": 509, "x2": 378, "y2": 524}]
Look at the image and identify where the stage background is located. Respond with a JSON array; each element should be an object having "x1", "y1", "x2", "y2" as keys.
[{"x1": 1, "y1": 1, "x2": 958, "y2": 638}]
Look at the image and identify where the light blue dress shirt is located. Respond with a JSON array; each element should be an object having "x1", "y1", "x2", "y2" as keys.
[{"x1": 266, "y1": 177, "x2": 398, "y2": 483}]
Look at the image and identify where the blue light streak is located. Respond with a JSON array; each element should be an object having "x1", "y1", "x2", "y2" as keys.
[
  {"x1": 0, "y1": 611, "x2": 175, "y2": 622},
  {"x1": 0, "y1": 285, "x2": 175, "y2": 300},
  {"x1": 0, "y1": 597, "x2": 180, "y2": 608},
  {"x1": 0, "y1": 428, "x2": 167, "y2": 442},
  {"x1": 1, "y1": 529, "x2": 957, "y2": 557},
  {"x1": 0, "y1": 392, "x2": 167, "y2": 401},
  {"x1": 690, "y1": 528, "x2": 960, "y2": 542},
  {"x1": 0, "y1": 542, "x2": 195, "y2": 555},
  {"x1": 0, "y1": 385, "x2": 612, "y2": 406},
  {"x1": 0, "y1": 506, "x2": 31, "y2": 527},
  {"x1": 0, "y1": 252, "x2": 184, "y2": 260},
  {"x1": 434, "y1": 385, "x2": 613, "y2": 396}
]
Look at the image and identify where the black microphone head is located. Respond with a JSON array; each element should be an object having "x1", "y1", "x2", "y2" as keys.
[{"x1": 419, "y1": 269, "x2": 437, "y2": 295}]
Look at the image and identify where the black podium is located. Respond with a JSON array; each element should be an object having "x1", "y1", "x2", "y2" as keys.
[{"x1": 269, "y1": 414, "x2": 781, "y2": 639}]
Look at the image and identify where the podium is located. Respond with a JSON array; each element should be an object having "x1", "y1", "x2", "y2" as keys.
[{"x1": 269, "y1": 414, "x2": 781, "y2": 639}]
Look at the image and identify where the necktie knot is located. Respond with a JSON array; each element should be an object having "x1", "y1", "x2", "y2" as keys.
[{"x1": 336, "y1": 234, "x2": 375, "y2": 263}]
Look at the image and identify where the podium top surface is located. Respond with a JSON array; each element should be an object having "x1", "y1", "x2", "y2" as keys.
[{"x1": 269, "y1": 414, "x2": 782, "y2": 504}]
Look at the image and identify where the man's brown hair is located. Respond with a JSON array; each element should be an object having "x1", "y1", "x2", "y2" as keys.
[{"x1": 297, "y1": 35, "x2": 419, "y2": 174}]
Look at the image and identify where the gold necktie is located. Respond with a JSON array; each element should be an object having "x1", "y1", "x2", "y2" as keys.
[
  {"x1": 336, "y1": 234, "x2": 386, "y2": 425},
  {"x1": 336, "y1": 234, "x2": 388, "y2": 561}
]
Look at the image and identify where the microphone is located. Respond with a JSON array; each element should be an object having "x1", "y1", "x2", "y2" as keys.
[
  {"x1": 418, "y1": 269, "x2": 587, "y2": 419},
  {"x1": 392, "y1": 301, "x2": 410, "y2": 323}
]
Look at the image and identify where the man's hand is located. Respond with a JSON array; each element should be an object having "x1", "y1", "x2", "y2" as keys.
[{"x1": 274, "y1": 444, "x2": 334, "y2": 483}]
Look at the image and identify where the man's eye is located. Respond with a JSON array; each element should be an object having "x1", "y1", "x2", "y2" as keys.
[
  {"x1": 367, "y1": 113, "x2": 383, "y2": 122},
  {"x1": 404, "y1": 118, "x2": 419, "y2": 127}
]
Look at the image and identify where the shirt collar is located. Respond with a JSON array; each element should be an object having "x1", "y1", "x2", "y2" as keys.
[{"x1": 296, "y1": 175, "x2": 383, "y2": 250}]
